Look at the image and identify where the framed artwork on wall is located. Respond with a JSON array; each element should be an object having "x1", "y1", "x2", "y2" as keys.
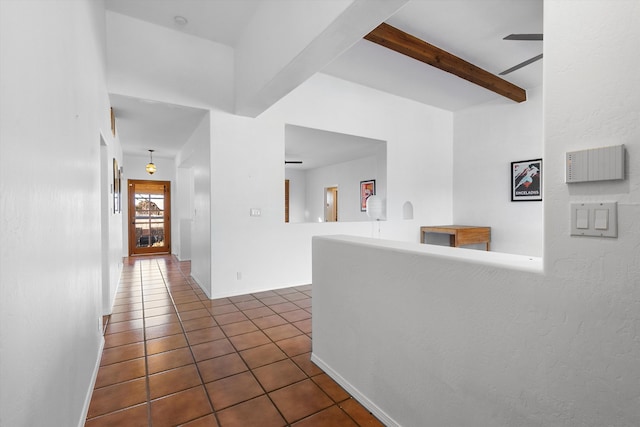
[
  {"x1": 113, "y1": 158, "x2": 121, "y2": 213},
  {"x1": 511, "y1": 159, "x2": 542, "y2": 201},
  {"x1": 110, "y1": 107, "x2": 116, "y2": 137},
  {"x1": 360, "y1": 179, "x2": 376, "y2": 211}
]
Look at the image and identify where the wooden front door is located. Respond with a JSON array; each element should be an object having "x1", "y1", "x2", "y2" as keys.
[{"x1": 128, "y1": 180, "x2": 171, "y2": 256}]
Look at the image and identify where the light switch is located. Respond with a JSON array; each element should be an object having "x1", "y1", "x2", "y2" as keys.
[
  {"x1": 571, "y1": 202, "x2": 617, "y2": 238},
  {"x1": 576, "y1": 209, "x2": 589, "y2": 229},
  {"x1": 594, "y1": 209, "x2": 609, "y2": 230}
]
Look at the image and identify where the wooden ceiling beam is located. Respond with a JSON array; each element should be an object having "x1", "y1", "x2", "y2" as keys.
[{"x1": 364, "y1": 22, "x2": 527, "y2": 103}]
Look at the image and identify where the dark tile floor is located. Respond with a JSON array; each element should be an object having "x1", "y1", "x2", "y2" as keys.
[{"x1": 85, "y1": 255, "x2": 384, "y2": 427}]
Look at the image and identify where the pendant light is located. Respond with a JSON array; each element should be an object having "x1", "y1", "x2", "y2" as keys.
[{"x1": 146, "y1": 149, "x2": 157, "y2": 175}]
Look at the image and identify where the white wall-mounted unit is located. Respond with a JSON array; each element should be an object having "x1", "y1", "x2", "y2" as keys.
[{"x1": 566, "y1": 144, "x2": 625, "y2": 183}]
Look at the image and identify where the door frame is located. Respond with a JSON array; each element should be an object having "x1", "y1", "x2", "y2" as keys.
[
  {"x1": 128, "y1": 179, "x2": 171, "y2": 256},
  {"x1": 324, "y1": 186, "x2": 338, "y2": 222}
]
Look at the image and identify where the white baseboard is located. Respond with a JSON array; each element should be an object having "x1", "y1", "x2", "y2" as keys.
[
  {"x1": 79, "y1": 336, "x2": 105, "y2": 427},
  {"x1": 190, "y1": 273, "x2": 211, "y2": 299},
  {"x1": 310, "y1": 352, "x2": 400, "y2": 427}
]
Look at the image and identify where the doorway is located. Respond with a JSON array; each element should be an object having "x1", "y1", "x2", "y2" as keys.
[
  {"x1": 128, "y1": 180, "x2": 171, "y2": 255},
  {"x1": 325, "y1": 186, "x2": 338, "y2": 222}
]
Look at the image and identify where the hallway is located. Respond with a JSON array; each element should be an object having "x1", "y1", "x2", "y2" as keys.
[{"x1": 85, "y1": 256, "x2": 383, "y2": 426}]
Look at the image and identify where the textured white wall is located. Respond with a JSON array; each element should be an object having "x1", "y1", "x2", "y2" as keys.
[
  {"x1": 177, "y1": 115, "x2": 212, "y2": 295},
  {"x1": 453, "y1": 86, "x2": 543, "y2": 256},
  {"x1": 268, "y1": 73, "x2": 454, "y2": 242},
  {"x1": 206, "y1": 74, "x2": 454, "y2": 298},
  {"x1": 175, "y1": 167, "x2": 194, "y2": 260},
  {"x1": 285, "y1": 168, "x2": 307, "y2": 223},
  {"x1": 100, "y1": 137, "x2": 124, "y2": 316},
  {"x1": 313, "y1": 236, "x2": 543, "y2": 426},
  {"x1": 312, "y1": 1, "x2": 640, "y2": 426},
  {"x1": 0, "y1": 1, "x2": 117, "y2": 425},
  {"x1": 303, "y1": 154, "x2": 385, "y2": 223}
]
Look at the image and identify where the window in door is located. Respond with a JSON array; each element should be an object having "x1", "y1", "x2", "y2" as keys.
[{"x1": 128, "y1": 180, "x2": 171, "y2": 255}]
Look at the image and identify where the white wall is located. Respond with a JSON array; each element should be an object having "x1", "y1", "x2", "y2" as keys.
[
  {"x1": 285, "y1": 168, "x2": 307, "y2": 223},
  {"x1": 0, "y1": 1, "x2": 117, "y2": 426},
  {"x1": 175, "y1": 167, "x2": 194, "y2": 260},
  {"x1": 100, "y1": 135, "x2": 124, "y2": 316},
  {"x1": 207, "y1": 74, "x2": 453, "y2": 298},
  {"x1": 121, "y1": 154, "x2": 177, "y2": 257},
  {"x1": 176, "y1": 114, "x2": 212, "y2": 296},
  {"x1": 453, "y1": 86, "x2": 543, "y2": 256},
  {"x1": 313, "y1": 237, "x2": 544, "y2": 427},
  {"x1": 312, "y1": 1, "x2": 640, "y2": 426},
  {"x1": 302, "y1": 153, "x2": 386, "y2": 223}
]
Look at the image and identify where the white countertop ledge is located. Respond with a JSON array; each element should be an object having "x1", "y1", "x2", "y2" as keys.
[{"x1": 314, "y1": 235, "x2": 544, "y2": 274}]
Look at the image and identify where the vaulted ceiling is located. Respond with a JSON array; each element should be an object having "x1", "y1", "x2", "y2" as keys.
[{"x1": 106, "y1": 0, "x2": 542, "y2": 157}]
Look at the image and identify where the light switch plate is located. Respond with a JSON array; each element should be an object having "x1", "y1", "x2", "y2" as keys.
[
  {"x1": 571, "y1": 202, "x2": 617, "y2": 238},
  {"x1": 576, "y1": 209, "x2": 589, "y2": 229}
]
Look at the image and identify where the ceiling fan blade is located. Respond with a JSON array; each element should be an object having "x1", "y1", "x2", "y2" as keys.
[
  {"x1": 504, "y1": 34, "x2": 543, "y2": 41},
  {"x1": 499, "y1": 53, "x2": 543, "y2": 75},
  {"x1": 285, "y1": 160, "x2": 303, "y2": 164}
]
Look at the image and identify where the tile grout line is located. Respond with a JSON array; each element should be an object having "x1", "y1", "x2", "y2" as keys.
[
  {"x1": 211, "y1": 296, "x2": 296, "y2": 425},
  {"x1": 89, "y1": 256, "x2": 374, "y2": 426},
  {"x1": 122, "y1": 256, "x2": 367, "y2": 426},
  {"x1": 139, "y1": 260, "x2": 154, "y2": 427},
  {"x1": 156, "y1": 258, "x2": 222, "y2": 427},
  {"x1": 159, "y1": 261, "x2": 295, "y2": 424},
  {"x1": 230, "y1": 288, "x2": 364, "y2": 426},
  {"x1": 220, "y1": 290, "x2": 338, "y2": 426}
]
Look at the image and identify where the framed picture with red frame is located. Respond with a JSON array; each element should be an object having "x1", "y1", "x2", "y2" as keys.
[{"x1": 360, "y1": 179, "x2": 376, "y2": 211}]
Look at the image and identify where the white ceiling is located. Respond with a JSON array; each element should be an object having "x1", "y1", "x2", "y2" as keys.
[
  {"x1": 323, "y1": 0, "x2": 543, "y2": 111},
  {"x1": 105, "y1": 0, "x2": 259, "y2": 48},
  {"x1": 109, "y1": 94, "x2": 208, "y2": 158},
  {"x1": 285, "y1": 125, "x2": 386, "y2": 171},
  {"x1": 106, "y1": 0, "x2": 543, "y2": 158}
]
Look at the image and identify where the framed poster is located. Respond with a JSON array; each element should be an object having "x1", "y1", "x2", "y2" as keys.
[
  {"x1": 511, "y1": 159, "x2": 542, "y2": 201},
  {"x1": 360, "y1": 179, "x2": 376, "y2": 211}
]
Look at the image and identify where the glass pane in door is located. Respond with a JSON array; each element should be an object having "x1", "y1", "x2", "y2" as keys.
[
  {"x1": 135, "y1": 192, "x2": 164, "y2": 248},
  {"x1": 129, "y1": 181, "x2": 171, "y2": 255}
]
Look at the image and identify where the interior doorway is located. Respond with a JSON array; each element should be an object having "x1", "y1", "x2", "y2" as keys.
[
  {"x1": 128, "y1": 180, "x2": 171, "y2": 255},
  {"x1": 325, "y1": 186, "x2": 338, "y2": 222}
]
